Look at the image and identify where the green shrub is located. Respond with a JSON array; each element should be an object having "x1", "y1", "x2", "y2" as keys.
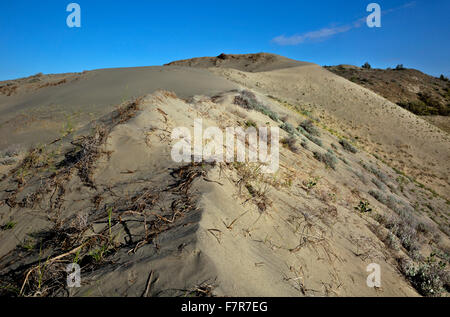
[{"x1": 355, "y1": 200, "x2": 372, "y2": 213}]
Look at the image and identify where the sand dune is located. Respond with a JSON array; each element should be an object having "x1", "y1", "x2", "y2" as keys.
[
  {"x1": 0, "y1": 66, "x2": 237, "y2": 151},
  {"x1": 204, "y1": 61, "x2": 450, "y2": 197},
  {"x1": 0, "y1": 54, "x2": 448, "y2": 297}
]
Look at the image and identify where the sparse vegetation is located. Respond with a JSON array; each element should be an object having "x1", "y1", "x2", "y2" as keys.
[
  {"x1": 234, "y1": 90, "x2": 280, "y2": 122},
  {"x1": 1, "y1": 221, "x2": 17, "y2": 231},
  {"x1": 401, "y1": 253, "x2": 449, "y2": 297},
  {"x1": 303, "y1": 177, "x2": 318, "y2": 191},
  {"x1": 280, "y1": 122, "x2": 297, "y2": 135},
  {"x1": 244, "y1": 120, "x2": 257, "y2": 128},
  {"x1": 339, "y1": 139, "x2": 357, "y2": 153},
  {"x1": 297, "y1": 126, "x2": 323, "y2": 147},
  {"x1": 327, "y1": 64, "x2": 450, "y2": 118},
  {"x1": 355, "y1": 200, "x2": 372, "y2": 213},
  {"x1": 313, "y1": 150, "x2": 337, "y2": 170},
  {"x1": 299, "y1": 120, "x2": 320, "y2": 137},
  {"x1": 281, "y1": 136, "x2": 299, "y2": 153}
]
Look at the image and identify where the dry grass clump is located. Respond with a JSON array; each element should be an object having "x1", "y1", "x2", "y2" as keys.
[
  {"x1": 1, "y1": 159, "x2": 213, "y2": 297},
  {"x1": 385, "y1": 217, "x2": 420, "y2": 253},
  {"x1": 233, "y1": 163, "x2": 273, "y2": 212},
  {"x1": 38, "y1": 78, "x2": 67, "y2": 89},
  {"x1": 0, "y1": 83, "x2": 18, "y2": 96},
  {"x1": 112, "y1": 97, "x2": 143, "y2": 125},
  {"x1": 61, "y1": 125, "x2": 108, "y2": 188}
]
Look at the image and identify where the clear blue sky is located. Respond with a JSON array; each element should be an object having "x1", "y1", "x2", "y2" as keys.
[{"x1": 1, "y1": 0, "x2": 449, "y2": 80}]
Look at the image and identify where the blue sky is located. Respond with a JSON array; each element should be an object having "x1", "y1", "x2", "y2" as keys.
[{"x1": 1, "y1": 0, "x2": 449, "y2": 80}]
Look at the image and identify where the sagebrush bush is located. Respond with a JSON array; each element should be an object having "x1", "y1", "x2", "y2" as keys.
[
  {"x1": 234, "y1": 90, "x2": 281, "y2": 121},
  {"x1": 280, "y1": 122, "x2": 297, "y2": 135},
  {"x1": 314, "y1": 150, "x2": 337, "y2": 170},
  {"x1": 385, "y1": 232, "x2": 400, "y2": 250},
  {"x1": 401, "y1": 254, "x2": 449, "y2": 297},
  {"x1": 300, "y1": 139, "x2": 309, "y2": 150},
  {"x1": 299, "y1": 120, "x2": 320, "y2": 137},
  {"x1": 339, "y1": 139, "x2": 357, "y2": 153},
  {"x1": 372, "y1": 178, "x2": 385, "y2": 190},
  {"x1": 297, "y1": 126, "x2": 323, "y2": 147},
  {"x1": 281, "y1": 136, "x2": 299, "y2": 153}
]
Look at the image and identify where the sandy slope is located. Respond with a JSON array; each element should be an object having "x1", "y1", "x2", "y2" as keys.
[
  {"x1": 1, "y1": 91, "x2": 430, "y2": 296},
  {"x1": 204, "y1": 61, "x2": 450, "y2": 198},
  {"x1": 0, "y1": 54, "x2": 448, "y2": 297},
  {"x1": 0, "y1": 66, "x2": 237, "y2": 151}
]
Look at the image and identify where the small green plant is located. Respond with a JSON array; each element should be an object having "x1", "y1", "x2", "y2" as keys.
[
  {"x1": 304, "y1": 178, "x2": 318, "y2": 190},
  {"x1": 1, "y1": 221, "x2": 17, "y2": 230},
  {"x1": 244, "y1": 120, "x2": 257, "y2": 128},
  {"x1": 107, "y1": 207, "x2": 113, "y2": 241},
  {"x1": 89, "y1": 245, "x2": 109, "y2": 263},
  {"x1": 21, "y1": 238, "x2": 35, "y2": 251},
  {"x1": 355, "y1": 200, "x2": 372, "y2": 213},
  {"x1": 362, "y1": 62, "x2": 371, "y2": 69},
  {"x1": 73, "y1": 248, "x2": 82, "y2": 265},
  {"x1": 60, "y1": 116, "x2": 74, "y2": 137}
]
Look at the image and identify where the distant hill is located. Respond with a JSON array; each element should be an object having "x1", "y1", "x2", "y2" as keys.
[
  {"x1": 165, "y1": 53, "x2": 313, "y2": 72},
  {"x1": 324, "y1": 65, "x2": 450, "y2": 117}
]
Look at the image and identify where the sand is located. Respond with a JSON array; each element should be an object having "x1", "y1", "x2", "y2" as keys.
[{"x1": 0, "y1": 54, "x2": 448, "y2": 297}]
